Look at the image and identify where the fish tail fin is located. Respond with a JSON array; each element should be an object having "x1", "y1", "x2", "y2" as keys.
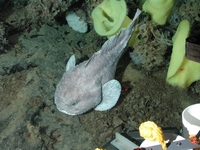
[
  {"x1": 100, "y1": 9, "x2": 141, "y2": 53},
  {"x1": 127, "y1": 9, "x2": 141, "y2": 37}
]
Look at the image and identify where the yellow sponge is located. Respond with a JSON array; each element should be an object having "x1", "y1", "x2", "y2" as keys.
[
  {"x1": 166, "y1": 20, "x2": 200, "y2": 88},
  {"x1": 142, "y1": 0, "x2": 174, "y2": 25},
  {"x1": 92, "y1": 0, "x2": 131, "y2": 38}
]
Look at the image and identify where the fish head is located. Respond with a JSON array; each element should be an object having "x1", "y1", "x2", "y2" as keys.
[{"x1": 54, "y1": 72, "x2": 102, "y2": 115}]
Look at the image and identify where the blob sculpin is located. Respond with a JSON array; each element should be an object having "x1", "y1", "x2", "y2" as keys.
[{"x1": 55, "y1": 9, "x2": 141, "y2": 115}]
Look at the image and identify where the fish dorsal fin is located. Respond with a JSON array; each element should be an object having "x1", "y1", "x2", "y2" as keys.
[
  {"x1": 95, "y1": 79, "x2": 121, "y2": 111},
  {"x1": 66, "y1": 55, "x2": 76, "y2": 71}
]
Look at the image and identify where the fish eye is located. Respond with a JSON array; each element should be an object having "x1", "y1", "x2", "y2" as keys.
[{"x1": 71, "y1": 102, "x2": 77, "y2": 106}]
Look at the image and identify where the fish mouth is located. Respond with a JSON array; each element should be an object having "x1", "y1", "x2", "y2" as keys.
[
  {"x1": 59, "y1": 109, "x2": 77, "y2": 116},
  {"x1": 56, "y1": 106, "x2": 76, "y2": 115},
  {"x1": 56, "y1": 106, "x2": 92, "y2": 116}
]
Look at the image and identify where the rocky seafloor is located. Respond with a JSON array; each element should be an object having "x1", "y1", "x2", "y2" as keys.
[{"x1": 0, "y1": 0, "x2": 200, "y2": 149}]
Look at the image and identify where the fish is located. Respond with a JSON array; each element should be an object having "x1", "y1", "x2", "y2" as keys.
[{"x1": 54, "y1": 9, "x2": 141, "y2": 115}]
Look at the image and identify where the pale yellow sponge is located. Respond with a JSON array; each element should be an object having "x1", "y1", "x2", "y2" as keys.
[
  {"x1": 92, "y1": 0, "x2": 131, "y2": 38},
  {"x1": 167, "y1": 20, "x2": 200, "y2": 88},
  {"x1": 91, "y1": 0, "x2": 139, "y2": 47},
  {"x1": 142, "y1": 0, "x2": 174, "y2": 25}
]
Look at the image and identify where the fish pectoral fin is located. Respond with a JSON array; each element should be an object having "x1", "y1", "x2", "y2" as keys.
[
  {"x1": 95, "y1": 79, "x2": 121, "y2": 111},
  {"x1": 66, "y1": 55, "x2": 76, "y2": 71}
]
